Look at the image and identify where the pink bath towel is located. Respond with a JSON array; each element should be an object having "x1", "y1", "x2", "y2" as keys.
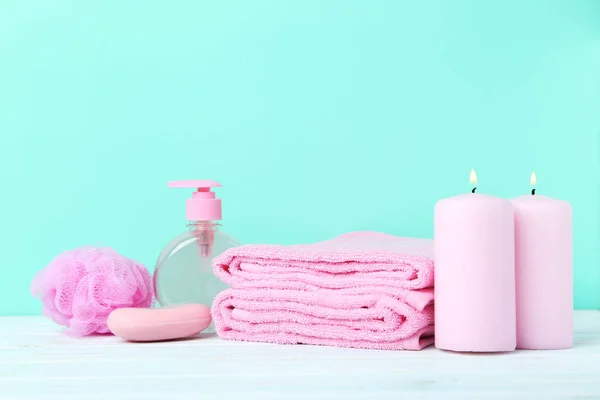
[
  {"x1": 214, "y1": 231, "x2": 434, "y2": 290},
  {"x1": 212, "y1": 231, "x2": 435, "y2": 350},
  {"x1": 213, "y1": 288, "x2": 434, "y2": 350}
]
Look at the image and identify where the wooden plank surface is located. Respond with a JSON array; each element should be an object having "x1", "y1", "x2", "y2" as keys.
[{"x1": 0, "y1": 311, "x2": 598, "y2": 399}]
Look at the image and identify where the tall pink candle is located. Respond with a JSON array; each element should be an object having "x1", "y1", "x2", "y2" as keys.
[
  {"x1": 434, "y1": 170, "x2": 516, "y2": 352},
  {"x1": 511, "y1": 173, "x2": 573, "y2": 350}
]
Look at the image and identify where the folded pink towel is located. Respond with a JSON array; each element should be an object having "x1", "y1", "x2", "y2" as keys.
[
  {"x1": 212, "y1": 231, "x2": 435, "y2": 350},
  {"x1": 213, "y1": 288, "x2": 434, "y2": 350},
  {"x1": 214, "y1": 231, "x2": 435, "y2": 290}
]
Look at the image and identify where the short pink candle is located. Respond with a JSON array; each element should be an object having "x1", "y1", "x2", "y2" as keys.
[
  {"x1": 434, "y1": 170, "x2": 517, "y2": 352},
  {"x1": 512, "y1": 174, "x2": 573, "y2": 350}
]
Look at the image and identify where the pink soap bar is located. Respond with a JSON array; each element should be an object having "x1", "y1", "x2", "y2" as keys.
[
  {"x1": 512, "y1": 195, "x2": 573, "y2": 350},
  {"x1": 107, "y1": 304, "x2": 212, "y2": 342},
  {"x1": 434, "y1": 193, "x2": 516, "y2": 352}
]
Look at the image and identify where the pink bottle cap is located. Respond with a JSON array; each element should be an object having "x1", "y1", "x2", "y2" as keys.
[{"x1": 168, "y1": 180, "x2": 223, "y2": 221}]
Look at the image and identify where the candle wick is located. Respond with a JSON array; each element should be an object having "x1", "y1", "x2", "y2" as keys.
[
  {"x1": 531, "y1": 188, "x2": 536, "y2": 195},
  {"x1": 471, "y1": 187, "x2": 477, "y2": 193}
]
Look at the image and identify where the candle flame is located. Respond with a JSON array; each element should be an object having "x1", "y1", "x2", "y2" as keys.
[
  {"x1": 469, "y1": 169, "x2": 478, "y2": 185},
  {"x1": 530, "y1": 172, "x2": 537, "y2": 186}
]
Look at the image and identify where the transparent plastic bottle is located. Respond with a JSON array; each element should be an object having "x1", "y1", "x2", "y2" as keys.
[{"x1": 153, "y1": 180, "x2": 240, "y2": 332}]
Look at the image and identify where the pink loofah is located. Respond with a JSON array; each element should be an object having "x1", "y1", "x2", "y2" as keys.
[{"x1": 30, "y1": 247, "x2": 154, "y2": 337}]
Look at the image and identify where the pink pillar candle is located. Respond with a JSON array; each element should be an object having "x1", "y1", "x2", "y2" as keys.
[
  {"x1": 512, "y1": 193, "x2": 573, "y2": 350},
  {"x1": 434, "y1": 192, "x2": 516, "y2": 352}
]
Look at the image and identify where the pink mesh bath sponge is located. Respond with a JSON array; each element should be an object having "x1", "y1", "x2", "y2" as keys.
[{"x1": 30, "y1": 247, "x2": 154, "y2": 337}]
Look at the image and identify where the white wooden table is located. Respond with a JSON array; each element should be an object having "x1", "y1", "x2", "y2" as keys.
[{"x1": 1, "y1": 311, "x2": 598, "y2": 399}]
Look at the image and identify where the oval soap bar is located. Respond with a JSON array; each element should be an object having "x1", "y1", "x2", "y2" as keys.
[{"x1": 108, "y1": 304, "x2": 212, "y2": 342}]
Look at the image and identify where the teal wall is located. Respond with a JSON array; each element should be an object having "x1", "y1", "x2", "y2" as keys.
[{"x1": 1, "y1": 0, "x2": 599, "y2": 315}]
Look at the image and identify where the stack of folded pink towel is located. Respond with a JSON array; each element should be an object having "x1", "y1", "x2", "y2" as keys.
[{"x1": 212, "y1": 231, "x2": 435, "y2": 350}]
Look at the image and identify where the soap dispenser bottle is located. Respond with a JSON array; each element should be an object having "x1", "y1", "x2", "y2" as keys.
[{"x1": 153, "y1": 180, "x2": 240, "y2": 312}]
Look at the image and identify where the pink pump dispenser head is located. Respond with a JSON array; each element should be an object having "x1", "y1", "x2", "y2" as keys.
[{"x1": 168, "y1": 180, "x2": 223, "y2": 221}]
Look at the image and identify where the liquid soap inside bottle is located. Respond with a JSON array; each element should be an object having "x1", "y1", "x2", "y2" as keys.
[{"x1": 153, "y1": 221, "x2": 239, "y2": 331}]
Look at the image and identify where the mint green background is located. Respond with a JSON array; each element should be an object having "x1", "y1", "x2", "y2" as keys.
[{"x1": 1, "y1": 1, "x2": 599, "y2": 315}]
